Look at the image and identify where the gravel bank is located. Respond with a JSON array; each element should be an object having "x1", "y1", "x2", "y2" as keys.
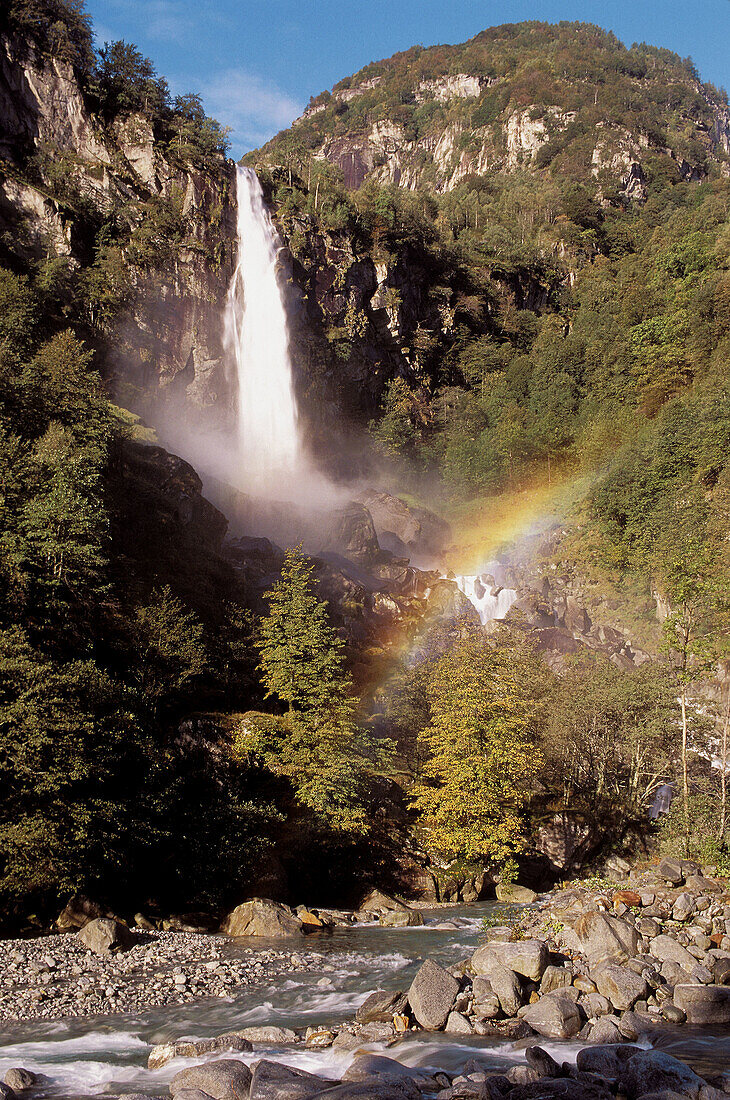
[{"x1": 0, "y1": 929, "x2": 327, "y2": 1022}]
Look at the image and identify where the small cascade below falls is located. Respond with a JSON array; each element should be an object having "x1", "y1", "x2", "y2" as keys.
[
  {"x1": 454, "y1": 571, "x2": 518, "y2": 624},
  {"x1": 224, "y1": 165, "x2": 300, "y2": 495}
]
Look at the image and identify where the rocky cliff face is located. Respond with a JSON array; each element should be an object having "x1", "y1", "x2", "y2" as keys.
[{"x1": 0, "y1": 34, "x2": 236, "y2": 435}]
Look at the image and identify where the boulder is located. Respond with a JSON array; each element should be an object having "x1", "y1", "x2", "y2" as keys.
[
  {"x1": 568, "y1": 911, "x2": 639, "y2": 967},
  {"x1": 576, "y1": 1044, "x2": 640, "y2": 1079},
  {"x1": 522, "y1": 991, "x2": 582, "y2": 1039},
  {"x1": 170, "y1": 1060, "x2": 251, "y2": 1100},
  {"x1": 473, "y1": 959, "x2": 523, "y2": 1016},
  {"x1": 540, "y1": 965, "x2": 572, "y2": 994},
  {"x1": 621, "y1": 1050, "x2": 707, "y2": 1099},
  {"x1": 148, "y1": 1035, "x2": 252, "y2": 1069},
  {"x1": 587, "y1": 1015, "x2": 623, "y2": 1044},
  {"x1": 649, "y1": 935, "x2": 697, "y2": 971},
  {"x1": 314, "y1": 1083, "x2": 417, "y2": 1100},
  {"x1": 495, "y1": 883, "x2": 537, "y2": 903},
  {"x1": 227, "y1": 1026, "x2": 297, "y2": 1043},
  {"x1": 355, "y1": 989, "x2": 407, "y2": 1024},
  {"x1": 56, "y1": 895, "x2": 109, "y2": 931},
  {"x1": 474, "y1": 940, "x2": 548, "y2": 981},
  {"x1": 525, "y1": 1047, "x2": 562, "y2": 1078},
  {"x1": 3, "y1": 1070, "x2": 35, "y2": 1092},
  {"x1": 78, "y1": 917, "x2": 132, "y2": 955},
  {"x1": 593, "y1": 964, "x2": 648, "y2": 1010},
  {"x1": 407, "y1": 959, "x2": 459, "y2": 1030},
  {"x1": 684, "y1": 874, "x2": 722, "y2": 894},
  {"x1": 222, "y1": 899, "x2": 303, "y2": 938},
  {"x1": 343, "y1": 1055, "x2": 437, "y2": 1092},
  {"x1": 658, "y1": 858, "x2": 685, "y2": 886},
  {"x1": 358, "y1": 889, "x2": 409, "y2": 913},
  {"x1": 673, "y1": 984, "x2": 730, "y2": 1024},
  {"x1": 379, "y1": 909, "x2": 423, "y2": 928},
  {"x1": 472, "y1": 976, "x2": 501, "y2": 1018},
  {"x1": 445, "y1": 1011, "x2": 472, "y2": 1034},
  {"x1": 248, "y1": 1061, "x2": 330, "y2": 1100},
  {"x1": 507, "y1": 1078, "x2": 611, "y2": 1099}
]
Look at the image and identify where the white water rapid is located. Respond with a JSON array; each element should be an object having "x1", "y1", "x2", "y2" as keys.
[
  {"x1": 454, "y1": 569, "x2": 518, "y2": 624},
  {"x1": 225, "y1": 166, "x2": 301, "y2": 495}
]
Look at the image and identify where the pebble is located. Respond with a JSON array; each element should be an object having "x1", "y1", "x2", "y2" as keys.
[{"x1": 0, "y1": 930, "x2": 330, "y2": 1022}]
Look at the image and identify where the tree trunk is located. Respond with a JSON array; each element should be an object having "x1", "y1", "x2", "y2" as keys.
[
  {"x1": 719, "y1": 687, "x2": 730, "y2": 844},
  {"x1": 681, "y1": 685, "x2": 690, "y2": 856}
]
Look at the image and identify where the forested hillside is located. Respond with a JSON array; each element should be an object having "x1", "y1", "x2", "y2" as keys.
[{"x1": 0, "y1": 3, "x2": 729, "y2": 931}]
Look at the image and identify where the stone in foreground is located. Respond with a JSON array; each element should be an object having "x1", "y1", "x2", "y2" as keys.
[
  {"x1": 474, "y1": 940, "x2": 548, "y2": 981},
  {"x1": 621, "y1": 1049, "x2": 707, "y2": 1099},
  {"x1": 407, "y1": 958, "x2": 459, "y2": 1030},
  {"x1": 568, "y1": 911, "x2": 639, "y2": 967}
]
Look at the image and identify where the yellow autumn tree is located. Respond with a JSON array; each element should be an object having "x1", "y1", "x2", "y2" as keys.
[{"x1": 411, "y1": 629, "x2": 540, "y2": 868}]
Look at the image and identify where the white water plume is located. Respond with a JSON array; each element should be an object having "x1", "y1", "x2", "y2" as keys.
[
  {"x1": 453, "y1": 569, "x2": 518, "y2": 624},
  {"x1": 224, "y1": 165, "x2": 301, "y2": 496}
]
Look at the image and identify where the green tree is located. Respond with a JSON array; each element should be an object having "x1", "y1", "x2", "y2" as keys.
[
  {"x1": 135, "y1": 585, "x2": 207, "y2": 712},
  {"x1": 255, "y1": 546, "x2": 371, "y2": 832},
  {"x1": 411, "y1": 629, "x2": 540, "y2": 868}
]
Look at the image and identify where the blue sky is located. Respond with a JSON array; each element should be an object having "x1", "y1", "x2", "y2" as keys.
[{"x1": 86, "y1": 0, "x2": 730, "y2": 158}]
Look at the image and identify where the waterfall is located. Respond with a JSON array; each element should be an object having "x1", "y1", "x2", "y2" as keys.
[
  {"x1": 454, "y1": 570, "x2": 518, "y2": 624},
  {"x1": 224, "y1": 165, "x2": 300, "y2": 495}
]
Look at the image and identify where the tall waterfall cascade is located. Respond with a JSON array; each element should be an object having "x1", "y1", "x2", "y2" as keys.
[
  {"x1": 224, "y1": 165, "x2": 301, "y2": 494},
  {"x1": 454, "y1": 570, "x2": 518, "y2": 624}
]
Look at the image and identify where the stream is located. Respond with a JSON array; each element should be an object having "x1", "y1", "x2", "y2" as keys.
[{"x1": 1, "y1": 903, "x2": 730, "y2": 1098}]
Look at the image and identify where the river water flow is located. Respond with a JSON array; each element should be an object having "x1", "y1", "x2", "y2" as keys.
[{"x1": 1, "y1": 904, "x2": 729, "y2": 1097}]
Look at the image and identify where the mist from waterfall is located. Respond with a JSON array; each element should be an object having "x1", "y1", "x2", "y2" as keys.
[
  {"x1": 454, "y1": 569, "x2": 518, "y2": 624},
  {"x1": 224, "y1": 165, "x2": 301, "y2": 497}
]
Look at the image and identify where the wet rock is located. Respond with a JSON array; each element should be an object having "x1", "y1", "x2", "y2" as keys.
[
  {"x1": 521, "y1": 991, "x2": 582, "y2": 1039},
  {"x1": 170, "y1": 1060, "x2": 252, "y2": 1100},
  {"x1": 407, "y1": 958, "x2": 459, "y2": 1030},
  {"x1": 621, "y1": 1050, "x2": 707, "y2": 1099},
  {"x1": 593, "y1": 964, "x2": 648, "y2": 1010},
  {"x1": 568, "y1": 912, "x2": 639, "y2": 967},
  {"x1": 673, "y1": 984, "x2": 730, "y2": 1024},
  {"x1": 248, "y1": 1060, "x2": 330, "y2": 1100},
  {"x1": 507, "y1": 1080, "x2": 611, "y2": 1099},
  {"x1": 525, "y1": 1047, "x2": 562, "y2": 1078},
  {"x1": 78, "y1": 918, "x2": 133, "y2": 955},
  {"x1": 2, "y1": 1071, "x2": 35, "y2": 1093},
  {"x1": 355, "y1": 989, "x2": 407, "y2": 1024},
  {"x1": 148, "y1": 1036, "x2": 252, "y2": 1069},
  {"x1": 475, "y1": 940, "x2": 548, "y2": 981},
  {"x1": 222, "y1": 899, "x2": 303, "y2": 938},
  {"x1": 379, "y1": 909, "x2": 424, "y2": 928},
  {"x1": 343, "y1": 1055, "x2": 438, "y2": 1092},
  {"x1": 576, "y1": 1045, "x2": 640, "y2": 1079},
  {"x1": 229, "y1": 1026, "x2": 298, "y2": 1043},
  {"x1": 319, "y1": 1082, "x2": 418, "y2": 1100}
]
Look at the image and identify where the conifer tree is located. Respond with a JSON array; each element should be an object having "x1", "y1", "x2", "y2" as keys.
[{"x1": 256, "y1": 545, "x2": 368, "y2": 832}]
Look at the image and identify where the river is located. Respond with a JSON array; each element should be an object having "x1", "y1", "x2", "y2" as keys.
[{"x1": 1, "y1": 903, "x2": 729, "y2": 1097}]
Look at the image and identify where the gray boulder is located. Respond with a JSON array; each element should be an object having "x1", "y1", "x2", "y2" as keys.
[
  {"x1": 593, "y1": 964, "x2": 648, "y2": 1010},
  {"x1": 586, "y1": 1015, "x2": 623, "y2": 1044},
  {"x1": 56, "y1": 895, "x2": 109, "y2": 931},
  {"x1": 540, "y1": 965, "x2": 573, "y2": 994},
  {"x1": 248, "y1": 1060, "x2": 329, "y2": 1100},
  {"x1": 78, "y1": 917, "x2": 132, "y2": 955},
  {"x1": 170, "y1": 1060, "x2": 251, "y2": 1100},
  {"x1": 525, "y1": 1047, "x2": 562, "y2": 1078},
  {"x1": 222, "y1": 899, "x2": 302, "y2": 938},
  {"x1": 658, "y1": 858, "x2": 685, "y2": 885},
  {"x1": 472, "y1": 975, "x2": 501, "y2": 1018},
  {"x1": 507, "y1": 1079, "x2": 611, "y2": 1099},
  {"x1": 315, "y1": 1082, "x2": 417, "y2": 1100},
  {"x1": 649, "y1": 935, "x2": 697, "y2": 971},
  {"x1": 407, "y1": 958, "x2": 459, "y2": 1030},
  {"x1": 379, "y1": 909, "x2": 424, "y2": 928},
  {"x1": 355, "y1": 989, "x2": 407, "y2": 1024},
  {"x1": 568, "y1": 912, "x2": 639, "y2": 967},
  {"x1": 621, "y1": 1050, "x2": 707, "y2": 1099},
  {"x1": 672, "y1": 894, "x2": 696, "y2": 922},
  {"x1": 522, "y1": 991, "x2": 582, "y2": 1039},
  {"x1": 673, "y1": 984, "x2": 730, "y2": 1024},
  {"x1": 474, "y1": 959, "x2": 523, "y2": 1016},
  {"x1": 227, "y1": 1026, "x2": 297, "y2": 1043},
  {"x1": 577, "y1": 1044, "x2": 640, "y2": 1079},
  {"x1": 474, "y1": 940, "x2": 548, "y2": 981},
  {"x1": 445, "y1": 1011, "x2": 472, "y2": 1034},
  {"x1": 148, "y1": 1035, "x2": 252, "y2": 1069},
  {"x1": 684, "y1": 874, "x2": 722, "y2": 894}
]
